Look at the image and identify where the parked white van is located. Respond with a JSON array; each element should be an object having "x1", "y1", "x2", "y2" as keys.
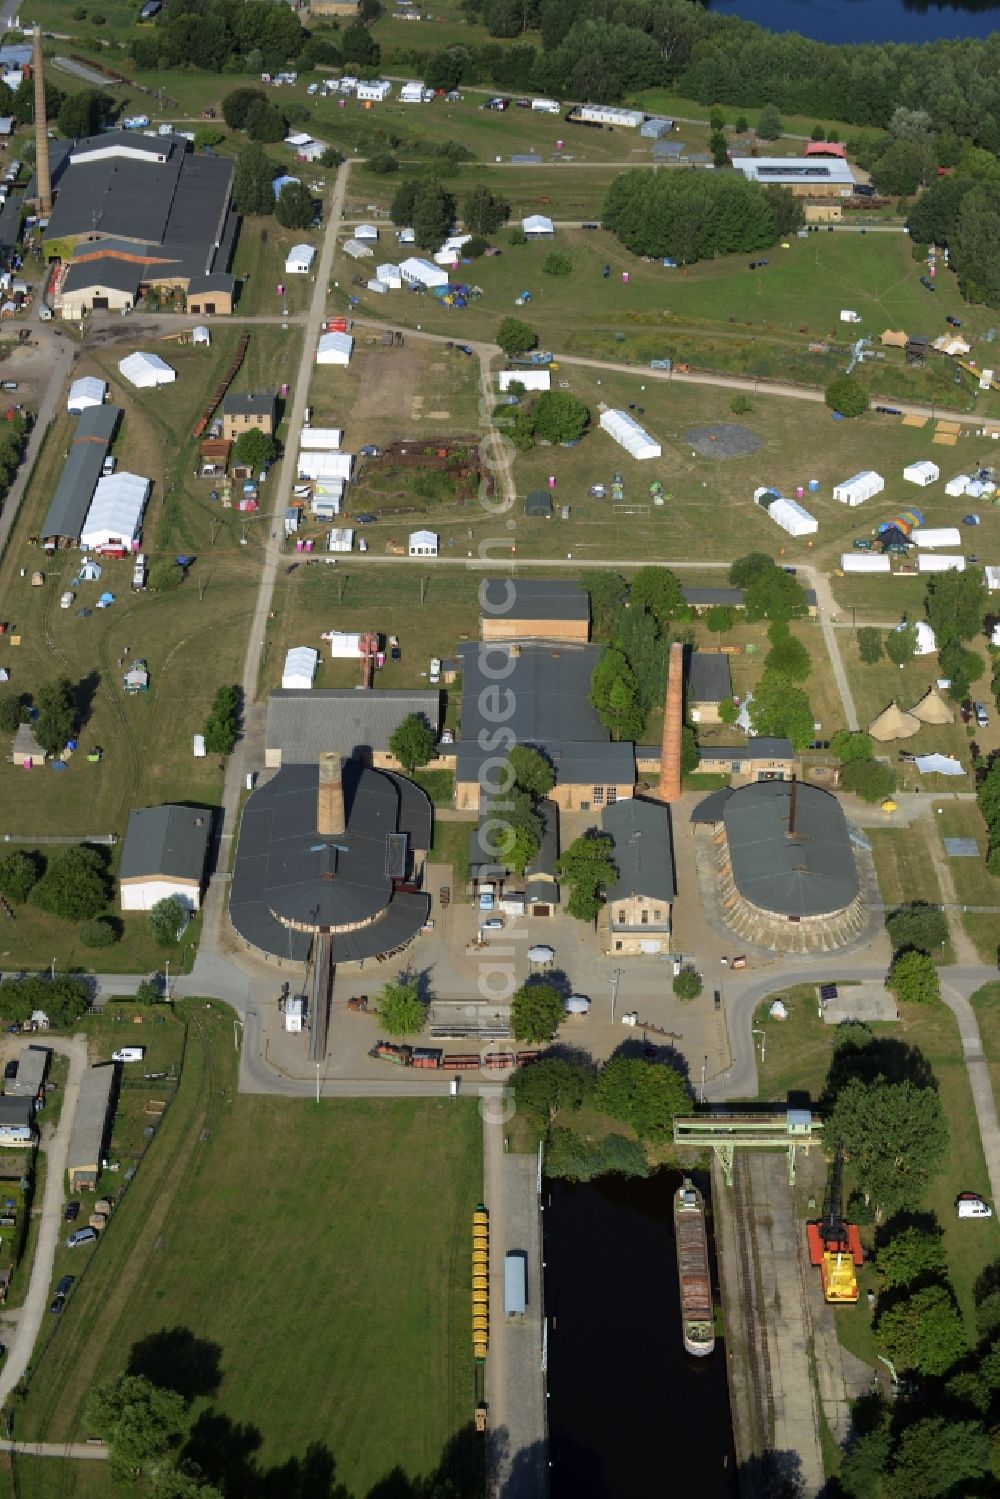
[
  {"x1": 112, "y1": 1047, "x2": 146, "y2": 1063},
  {"x1": 957, "y1": 1193, "x2": 993, "y2": 1219}
]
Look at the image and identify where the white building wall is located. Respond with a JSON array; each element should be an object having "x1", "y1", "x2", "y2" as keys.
[{"x1": 120, "y1": 878, "x2": 201, "y2": 912}]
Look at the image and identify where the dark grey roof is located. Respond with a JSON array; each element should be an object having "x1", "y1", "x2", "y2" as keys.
[
  {"x1": 687, "y1": 651, "x2": 731, "y2": 704},
  {"x1": 699, "y1": 737, "x2": 794, "y2": 763},
  {"x1": 0, "y1": 1096, "x2": 33, "y2": 1128},
  {"x1": 119, "y1": 805, "x2": 211, "y2": 883},
  {"x1": 6, "y1": 1045, "x2": 49, "y2": 1096},
  {"x1": 223, "y1": 391, "x2": 276, "y2": 418},
  {"x1": 265, "y1": 689, "x2": 442, "y2": 764},
  {"x1": 480, "y1": 577, "x2": 589, "y2": 623},
  {"x1": 67, "y1": 1065, "x2": 115, "y2": 1172},
  {"x1": 230, "y1": 761, "x2": 430, "y2": 963},
  {"x1": 187, "y1": 272, "x2": 235, "y2": 294},
  {"x1": 603, "y1": 796, "x2": 675, "y2": 903},
  {"x1": 525, "y1": 799, "x2": 559, "y2": 878},
  {"x1": 681, "y1": 586, "x2": 744, "y2": 608},
  {"x1": 525, "y1": 490, "x2": 553, "y2": 516},
  {"x1": 691, "y1": 788, "x2": 734, "y2": 824},
  {"x1": 723, "y1": 781, "x2": 858, "y2": 918},
  {"x1": 0, "y1": 191, "x2": 21, "y2": 261},
  {"x1": 41, "y1": 406, "x2": 122, "y2": 541},
  {"x1": 467, "y1": 798, "x2": 561, "y2": 902},
  {"x1": 62, "y1": 256, "x2": 143, "y2": 296}
]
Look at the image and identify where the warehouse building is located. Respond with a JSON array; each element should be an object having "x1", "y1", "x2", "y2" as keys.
[
  {"x1": 119, "y1": 804, "x2": 211, "y2": 911},
  {"x1": 41, "y1": 405, "x2": 122, "y2": 547},
  {"x1": 67, "y1": 1064, "x2": 116, "y2": 1191},
  {"x1": 479, "y1": 577, "x2": 590, "y2": 643},
  {"x1": 264, "y1": 688, "x2": 441, "y2": 769},
  {"x1": 603, "y1": 797, "x2": 674, "y2": 956},
  {"x1": 731, "y1": 156, "x2": 857, "y2": 197}
]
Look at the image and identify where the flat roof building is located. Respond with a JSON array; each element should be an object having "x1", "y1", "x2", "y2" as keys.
[
  {"x1": 479, "y1": 577, "x2": 589, "y2": 642},
  {"x1": 67, "y1": 1064, "x2": 115, "y2": 1190},
  {"x1": 264, "y1": 689, "x2": 441, "y2": 769},
  {"x1": 731, "y1": 156, "x2": 856, "y2": 196},
  {"x1": 5, "y1": 1044, "x2": 50, "y2": 1098}
]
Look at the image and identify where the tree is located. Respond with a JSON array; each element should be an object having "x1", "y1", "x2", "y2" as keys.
[
  {"x1": 885, "y1": 621, "x2": 917, "y2": 666},
  {"x1": 831, "y1": 729, "x2": 874, "y2": 765},
  {"x1": 581, "y1": 570, "x2": 627, "y2": 640},
  {"x1": 764, "y1": 621, "x2": 811, "y2": 683},
  {"x1": 629, "y1": 566, "x2": 688, "y2": 625},
  {"x1": 495, "y1": 821, "x2": 538, "y2": 877},
  {"x1": 222, "y1": 87, "x2": 267, "y2": 130},
  {"x1": 147, "y1": 896, "x2": 187, "y2": 949},
  {"x1": 511, "y1": 981, "x2": 563, "y2": 1043},
  {"x1": 275, "y1": 180, "x2": 314, "y2": 230},
  {"x1": 729, "y1": 552, "x2": 775, "y2": 589},
  {"x1": 244, "y1": 98, "x2": 287, "y2": 145},
  {"x1": 743, "y1": 568, "x2": 808, "y2": 624},
  {"x1": 496, "y1": 317, "x2": 536, "y2": 357},
  {"x1": 954, "y1": 182, "x2": 1000, "y2": 306},
  {"x1": 412, "y1": 180, "x2": 455, "y2": 249},
  {"x1": 555, "y1": 832, "x2": 618, "y2": 924},
  {"x1": 320, "y1": 146, "x2": 344, "y2": 169},
  {"x1": 602, "y1": 168, "x2": 787, "y2": 264},
  {"x1": 366, "y1": 151, "x2": 399, "y2": 175},
  {"x1": 841, "y1": 757, "x2": 897, "y2": 803},
  {"x1": 375, "y1": 978, "x2": 425, "y2": 1037},
  {"x1": 705, "y1": 605, "x2": 735, "y2": 634},
  {"x1": 885, "y1": 902, "x2": 948, "y2": 956},
  {"x1": 34, "y1": 677, "x2": 75, "y2": 757},
  {"x1": 32, "y1": 845, "x2": 110, "y2": 922},
  {"x1": 825, "y1": 1076, "x2": 948, "y2": 1220},
  {"x1": 756, "y1": 103, "x2": 782, "y2": 140},
  {"x1": 531, "y1": 390, "x2": 589, "y2": 444},
  {"x1": 594, "y1": 1056, "x2": 689, "y2": 1143},
  {"x1": 511, "y1": 1056, "x2": 593, "y2": 1122},
  {"x1": 673, "y1": 966, "x2": 702, "y2": 1001},
  {"x1": 825, "y1": 375, "x2": 869, "y2": 417},
  {"x1": 857, "y1": 627, "x2": 882, "y2": 663},
  {"x1": 153, "y1": 1470, "x2": 223, "y2": 1499},
  {"x1": 389, "y1": 178, "x2": 419, "y2": 229},
  {"x1": 87, "y1": 1374, "x2": 188, "y2": 1486},
  {"x1": 80, "y1": 918, "x2": 118, "y2": 948},
  {"x1": 889, "y1": 1416, "x2": 990, "y2": 1497},
  {"x1": 389, "y1": 712, "x2": 437, "y2": 774},
  {"x1": 58, "y1": 88, "x2": 108, "y2": 139},
  {"x1": 341, "y1": 19, "x2": 380, "y2": 66},
  {"x1": 710, "y1": 131, "x2": 729, "y2": 169},
  {"x1": 233, "y1": 427, "x2": 277, "y2": 471},
  {"x1": 0, "y1": 851, "x2": 41, "y2": 904},
  {"x1": 202, "y1": 684, "x2": 241, "y2": 756},
  {"x1": 888, "y1": 949, "x2": 940, "y2": 1005},
  {"x1": 464, "y1": 184, "x2": 509, "y2": 236},
  {"x1": 232, "y1": 143, "x2": 274, "y2": 217},
  {"x1": 747, "y1": 672, "x2": 816, "y2": 751},
  {"x1": 875, "y1": 1225, "x2": 947, "y2": 1290},
  {"x1": 149, "y1": 562, "x2": 183, "y2": 593},
  {"x1": 871, "y1": 137, "x2": 926, "y2": 196},
  {"x1": 507, "y1": 745, "x2": 555, "y2": 798},
  {"x1": 938, "y1": 640, "x2": 982, "y2": 702},
  {"x1": 0, "y1": 692, "x2": 22, "y2": 732},
  {"x1": 613, "y1": 607, "x2": 668, "y2": 714},
  {"x1": 590, "y1": 648, "x2": 644, "y2": 741},
  {"x1": 681, "y1": 725, "x2": 699, "y2": 777},
  {"x1": 876, "y1": 1284, "x2": 967, "y2": 1376},
  {"x1": 719, "y1": 698, "x2": 740, "y2": 726},
  {"x1": 924, "y1": 566, "x2": 987, "y2": 646},
  {"x1": 546, "y1": 1128, "x2": 649, "y2": 1182}
]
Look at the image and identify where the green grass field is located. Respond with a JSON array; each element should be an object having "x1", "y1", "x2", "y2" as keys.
[
  {"x1": 751, "y1": 989, "x2": 1000, "y2": 1345},
  {"x1": 17, "y1": 1001, "x2": 484, "y2": 1498}
]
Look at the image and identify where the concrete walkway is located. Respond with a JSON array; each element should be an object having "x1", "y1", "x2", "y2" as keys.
[
  {"x1": 941, "y1": 983, "x2": 1000, "y2": 1204},
  {"x1": 0, "y1": 1440, "x2": 107, "y2": 1459},
  {"x1": 0, "y1": 1035, "x2": 88, "y2": 1407},
  {"x1": 802, "y1": 565, "x2": 859, "y2": 730}
]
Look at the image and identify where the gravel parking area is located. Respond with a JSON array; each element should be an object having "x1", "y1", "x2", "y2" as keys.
[{"x1": 685, "y1": 422, "x2": 763, "y2": 459}]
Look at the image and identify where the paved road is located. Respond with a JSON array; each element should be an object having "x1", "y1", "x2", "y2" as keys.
[
  {"x1": 0, "y1": 1440, "x2": 107, "y2": 1459},
  {"x1": 0, "y1": 331, "x2": 73, "y2": 564},
  {"x1": 801, "y1": 564, "x2": 859, "y2": 730},
  {"x1": 0, "y1": 1035, "x2": 88, "y2": 1408},
  {"x1": 940, "y1": 984, "x2": 1000, "y2": 1204}
]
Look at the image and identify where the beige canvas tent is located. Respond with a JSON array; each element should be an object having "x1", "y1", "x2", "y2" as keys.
[
  {"x1": 868, "y1": 701, "x2": 921, "y2": 742},
  {"x1": 909, "y1": 686, "x2": 954, "y2": 725},
  {"x1": 880, "y1": 329, "x2": 908, "y2": 348}
]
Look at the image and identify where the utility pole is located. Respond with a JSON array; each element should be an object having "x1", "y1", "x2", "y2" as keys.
[{"x1": 609, "y1": 967, "x2": 622, "y2": 1026}]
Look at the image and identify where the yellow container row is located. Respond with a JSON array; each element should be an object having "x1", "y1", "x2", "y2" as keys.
[{"x1": 474, "y1": 1209, "x2": 489, "y2": 1355}]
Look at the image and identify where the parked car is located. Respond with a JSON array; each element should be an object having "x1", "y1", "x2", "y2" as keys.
[
  {"x1": 0, "y1": 380, "x2": 16, "y2": 391},
  {"x1": 63, "y1": 1202, "x2": 80, "y2": 1222},
  {"x1": 355, "y1": 513, "x2": 377, "y2": 524},
  {"x1": 957, "y1": 1192, "x2": 993, "y2": 1219},
  {"x1": 481, "y1": 918, "x2": 504, "y2": 932},
  {"x1": 2, "y1": 1061, "x2": 15, "y2": 1082},
  {"x1": 56, "y1": 1275, "x2": 75, "y2": 1295},
  {"x1": 920, "y1": 275, "x2": 936, "y2": 291},
  {"x1": 66, "y1": 1227, "x2": 97, "y2": 1248},
  {"x1": 102, "y1": 455, "x2": 115, "y2": 476},
  {"x1": 49, "y1": 1293, "x2": 65, "y2": 1315},
  {"x1": 975, "y1": 702, "x2": 989, "y2": 728}
]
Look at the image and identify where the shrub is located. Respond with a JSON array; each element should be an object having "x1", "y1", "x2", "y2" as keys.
[
  {"x1": 79, "y1": 918, "x2": 118, "y2": 949},
  {"x1": 825, "y1": 375, "x2": 869, "y2": 418},
  {"x1": 673, "y1": 966, "x2": 702, "y2": 1001},
  {"x1": 542, "y1": 250, "x2": 572, "y2": 276},
  {"x1": 857, "y1": 627, "x2": 882, "y2": 663}
]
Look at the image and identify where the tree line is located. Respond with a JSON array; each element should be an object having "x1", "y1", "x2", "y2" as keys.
[{"x1": 602, "y1": 169, "x2": 802, "y2": 264}]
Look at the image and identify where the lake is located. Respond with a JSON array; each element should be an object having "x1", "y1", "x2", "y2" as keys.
[
  {"x1": 544, "y1": 1170, "x2": 737, "y2": 1499},
  {"x1": 706, "y1": 0, "x2": 1000, "y2": 44}
]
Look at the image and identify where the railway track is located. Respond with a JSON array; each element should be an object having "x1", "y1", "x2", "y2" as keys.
[{"x1": 732, "y1": 1156, "x2": 775, "y2": 1481}]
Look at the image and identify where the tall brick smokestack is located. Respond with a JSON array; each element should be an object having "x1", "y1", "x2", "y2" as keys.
[
  {"x1": 32, "y1": 28, "x2": 51, "y2": 217},
  {"x1": 658, "y1": 640, "x2": 684, "y2": 803},
  {"x1": 317, "y1": 752, "x2": 345, "y2": 837}
]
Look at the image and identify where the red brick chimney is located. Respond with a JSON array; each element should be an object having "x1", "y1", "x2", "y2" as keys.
[{"x1": 658, "y1": 640, "x2": 684, "y2": 803}]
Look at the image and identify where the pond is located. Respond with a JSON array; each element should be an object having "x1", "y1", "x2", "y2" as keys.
[{"x1": 705, "y1": 0, "x2": 1000, "y2": 45}]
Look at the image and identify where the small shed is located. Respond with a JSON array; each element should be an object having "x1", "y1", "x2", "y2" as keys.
[
  {"x1": 408, "y1": 529, "x2": 438, "y2": 557},
  {"x1": 376, "y1": 263, "x2": 402, "y2": 289},
  {"x1": 281, "y1": 646, "x2": 319, "y2": 690},
  {"x1": 9, "y1": 722, "x2": 46, "y2": 767},
  {"x1": 285, "y1": 243, "x2": 316, "y2": 275},
  {"x1": 355, "y1": 223, "x2": 379, "y2": 242},
  {"x1": 903, "y1": 459, "x2": 940, "y2": 487},
  {"x1": 316, "y1": 331, "x2": 354, "y2": 366},
  {"x1": 525, "y1": 490, "x2": 553, "y2": 518},
  {"x1": 522, "y1": 214, "x2": 554, "y2": 237},
  {"x1": 67, "y1": 376, "x2": 107, "y2": 414}
]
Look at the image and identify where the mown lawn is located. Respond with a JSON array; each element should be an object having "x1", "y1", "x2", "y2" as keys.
[{"x1": 17, "y1": 1002, "x2": 484, "y2": 1499}]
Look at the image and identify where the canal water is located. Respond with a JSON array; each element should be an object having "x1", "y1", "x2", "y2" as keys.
[
  {"x1": 705, "y1": 0, "x2": 1000, "y2": 45},
  {"x1": 544, "y1": 1169, "x2": 738, "y2": 1499}
]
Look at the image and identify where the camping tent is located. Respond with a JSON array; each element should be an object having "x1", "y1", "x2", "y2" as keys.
[
  {"x1": 281, "y1": 646, "x2": 319, "y2": 690},
  {"x1": 327, "y1": 529, "x2": 353, "y2": 552},
  {"x1": 67, "y1": 376, "x2": 106, "y2": 413},
  {"x1": 914, "y1": 753, "x2": 964, "y2": 775},
  {"x1": 918, "y1": 554, "x2": 965, "y2": 573},
  {"x1": 945, "y1": 475, "x2": 972, "y2": 497},
  {"x1": 499, "y1": 369, "x2": 550, "y2": 392},
  {"x1": 285, "y1": 243, "x2": 316, "y2": 275},
  {"x1": 903, "y1": 620, "x2": 937, "y2": 655},
  {"x1": 376, "y1": 263, "x2": 402, "y2": 289},
  {"x1": 903, "y1": 460, "x2": 940, "y2": 486},
  {"x1": 315, "y1": 331, "x2": 354, "y2": 366},
  {"x1": 321, "y1": 630, "x2": 362, "y2": 658},
  {"x1": 599, "y1": 408, "x2": 661, "y2": 460},
  {"x1": 879, "y1": 509, "x2": 923, "y2": 535},
  {"x1": 755, "y1": 488, "x2": 818, "y2": 537},
  {"x1": 833, "y1": 470, "x2": 884, "y2": 507},
  {"x1": 118, "y1": 352, "x2": 176, "y2": 389},
  {"x1": 840, "y1": 553, "x2": 890, "y2": 574},
  {"x1": 868, "y1": 702, "x2": 921, "y2": 742},
  {"x1": 880, "y1": 329, "x2": 908, "y2": 348},
  {"x1": 342, "y1": 239, "x2": 373, "y2": 260},
  {"x1": 912, "y1": 527, "x2": 961, "y2": 549},
  {"x1": 909, "y1": 686, "x2": 953, "y2": 724}
]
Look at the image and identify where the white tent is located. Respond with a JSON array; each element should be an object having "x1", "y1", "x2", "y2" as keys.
[
  {"x1": 67, "y1": 376, "x2": 106, "y2": 413},
  {"x1": 191, "y1": 325, "x2": 211, "y2": 346},
  {"x1": 355, "y1": 223, "x2": 379, "y2": 242},
  {"x1": 840, "y1": 553, "x2": 890, "y2": 573},
  {"x1": 343, "y1": 239, "x2": 374, "y2": 260},
  {"x1": 522, "y1": 214, "x2": 554, "y2": 236},
  {"x1": 80, "y1": 472, "x2": 150, "y2": 551},
  {"x1": 599, "y1": 408, "x2": 661, "y2": 460},
  {"x1": 300, "y1": 427, "x2": 343, "y2": 450},
  {"x1": 914, "y1": 753, "x2": 964, "y2": 776},
  {"x1": 281, "y1": 646, "x2": 319, "y2": 690},
  {"x1": 833, "y1": 470, "x2": 884, "y2": 507},
  {"x1": 409, "y1": 529, "x2": 438, "y2": 556},
  {"x1": 316, "y1": 331, "x2": 354, "y2": 366},
  {"x1": 986, "y1": 566, "x2": 1000, "y2": 591},
  {"x1": 328, "y1": 528, "x2": 354, "y2": 552},
  {"x1": 285, "y1": 243, "x2": 316, "y2": 275},
  {"x1": 912, "y1": 526, "x2": 962, "y2": 548},
  {"x1": 311, "y1": 492, "x2": 340, "y2": 518},
  {"x1": 945, "y1": 474, "x2": 972, "y2": 497},
  {"x1": 297, "y1": 451, "x2": 353, "y2": 480},
  {"x1": 357, "y1": 80, "x2": 391, "y2": 102},
  {"x1": 902, "y1": 620, "x2": 937, "y2": 655},
  {"x1": 376, "y1": 263, "x2": 402, "y2": 289},
  {"x1": 918, "y1": 554, "x2": 965, "y2": 573},
  {"x1": 366, "y1": 279, "x2": 387, "y2": 295},
  {"x1": 118, "y1": 352, "x2": 176, "y2": 389},
  {"x1": 399, "y1": 80, "x2": 425, "y2": 102},
  {"x1": 399, "y1": 257, "x2": 448, "y2": 289},
  {"x1": 435, "y1": 234, "x2": 471, "y2": 265},
  {"x1": 499, "y1": 369, "x2": 550, "y2": 392},
  {"x1": 903, "y1": 460, "x2": 940, "y2": 486},
  {"x1": 755, "y1": 487, "x2": 818, "y2": 537},
  {"x1": 321, "y1": 630, "x2": 363, "y2": 657},
  {"x1": 564, "y1": 996, "x2": 591, "y2": 1015}
]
